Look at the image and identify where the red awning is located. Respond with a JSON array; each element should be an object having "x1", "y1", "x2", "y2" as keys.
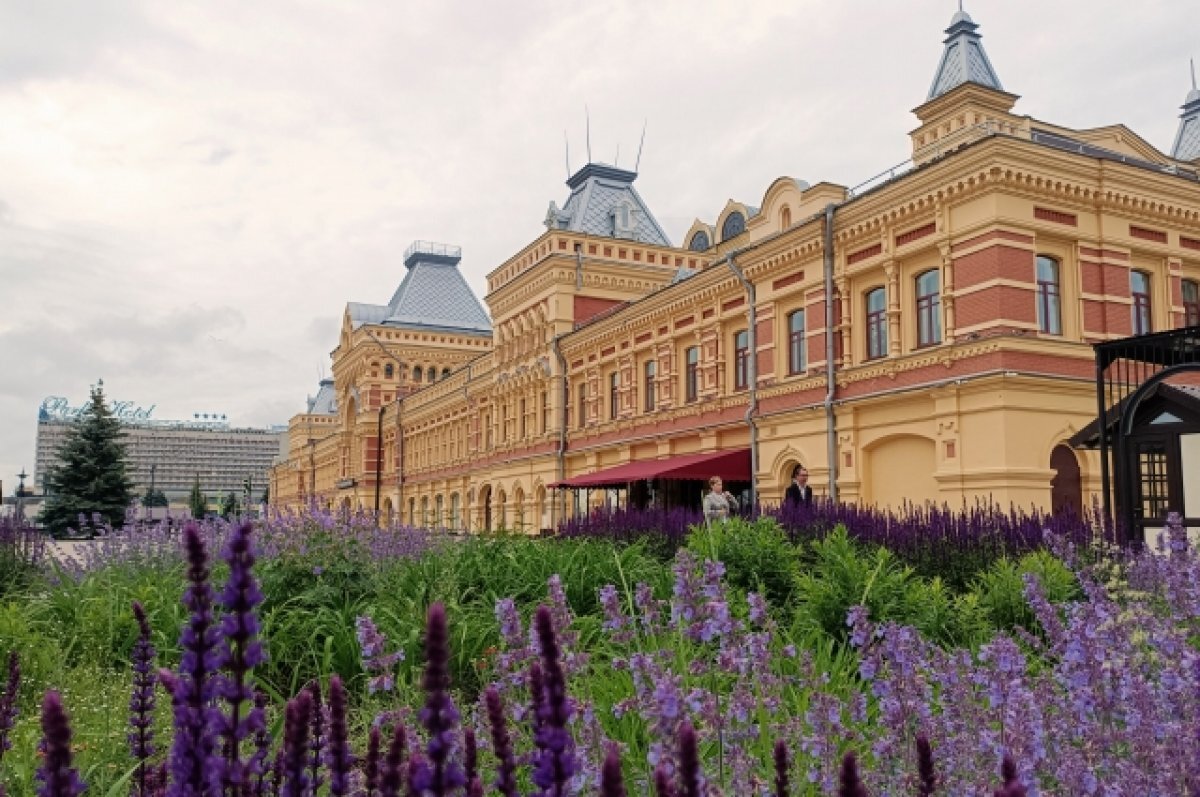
[{"x1": 550, "y1": 449, "x2": 751, "y2": 489}]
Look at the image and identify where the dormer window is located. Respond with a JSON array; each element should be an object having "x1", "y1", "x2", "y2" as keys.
[
  {"x1": 689, "y1": 230, "x2": 710, "y2": 251},
  {"x1": 721, "y1": 211, "x2": 746, "y2": 241},
  {"x1": 610, "y1": 200, "x2": 637, "y2": 239}
]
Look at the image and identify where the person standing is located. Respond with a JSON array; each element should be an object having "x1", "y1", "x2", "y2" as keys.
[
  {"x1": 703, "y1": 476, "x2": 739, "y2": 524},
  {"x1": 785, "y1": 464, "x2": 813, "y2": 508}
]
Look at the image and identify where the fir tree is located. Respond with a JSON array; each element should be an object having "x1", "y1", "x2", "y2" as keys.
[
  {"x1": 220, "y1": 492, "x2": 240, "y2": 519},
  {"x1": 41, "y1": 381, "x2": 134, "y2": 536},
  {"x1": 188, "y1": 476, "x2": 208, "y2": 520}
]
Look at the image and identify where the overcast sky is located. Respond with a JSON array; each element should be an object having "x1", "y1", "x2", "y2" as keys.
[{"x1": 1, "y1": 0, "x2": 1197, "y2": 488}]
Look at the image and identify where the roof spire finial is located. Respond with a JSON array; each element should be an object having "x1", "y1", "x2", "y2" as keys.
[
  {"x1": 1191, "y1": 57, "x2": 1197, "y2": 91},
  {"x1": 958, "y1": 0, "x2": 963, "y2": 11}
]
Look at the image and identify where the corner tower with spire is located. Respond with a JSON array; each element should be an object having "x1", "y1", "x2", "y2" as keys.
[
  {"x1": 1171, "y1": 60, "x2": 1200, "y2": 163},
  {"x1": 909, "y1": 6, "x2": 1024, "y2": 165}
]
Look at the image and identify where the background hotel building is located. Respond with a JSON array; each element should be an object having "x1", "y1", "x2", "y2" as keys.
[{"x1": 271, "y1": 10, "x2": 1200, "y2": 532}]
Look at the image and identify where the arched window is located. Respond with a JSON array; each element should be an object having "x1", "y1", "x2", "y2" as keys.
[
  {"x1": 1131, "y1": 271, "x2": 1152, "y2": 335},
  {"x1": 1183, "y1": 279, "x2": 1200, "y2": 327},
  {"x1": 1036, "y1": 256, "x2": 1062, "y2": 335},
  {"x1": 442, "y1": 368, "x2": 451, "y2": 379},
  {"x1": 420, "y1": 496, "x2": 429, "y2": 527},
  {"x1": 689, "y1": 230, "x2": 710, "y2": 251},
  {"x1": 408, "y1": 497, "x2": 415, "y2": 525},
  {"x1": 384, "y1": 363, "x2": 394, "y2": 379},
  {"x1": 412, "y1": 366, "x2": 423, "y2": 383},
  {"x1": 450, "y1": 493, "x2": 461, "y2": 529},
  {"x1": 435, "y1": 495, "x2": 444, "y2": 528},
  {"x1": 788, "y1": 310, "x2": 806, "y2": 374},
  {"x1": 721, "y1": 211, "x2": 746, "y2": 241},
  {"x1": 866, "y1": 288, "x2": 887, "y2": 360},
  {"x1": 915, "y1": 270, "x2": 941, "y2": 347},
  {"x1": 644, "y1": 360, "x2": 656, "y2": 412},
  {"x1": 780, "y1": 206, "x2": 792, "y2": 228},
  {"x1": 733, "y1": 330, "x2": 749, "y2": 390},
  {"x1": 426, "y1": 366, "x2": 437, "y2": 383},
  {"x1": 685, "y1": 346, "x2": 700, "y2": 403}
]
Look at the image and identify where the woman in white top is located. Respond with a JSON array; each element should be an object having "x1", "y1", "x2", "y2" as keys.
[{"x1": 702, "y1": 476, "x2": 739, "y2": 524}]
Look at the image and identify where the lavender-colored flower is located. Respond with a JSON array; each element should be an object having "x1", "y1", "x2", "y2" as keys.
[
  {"x1": 531, "y1": 605, "x2": 577, "y2": 796},
  {"x1": 463, "y1": 728, "x2": 483, "y2": 797},
  {"x1": 379, "y1": 724, "x2": 407, "y2": 797},
  {"x1": 246, "y1": 690, "x2": 272, "y2": 797},
  {"x1": 36, "y1": 691, "x2": 84, "y2": 797},
  {"x1": 653, "y1": 764, "x2": 675, "y2": 797},
  {"x1": 916, "y1": 734, "x2": 936, "y2": 796},
  {"x1": 326, "y1": 675, "x2": 353, "y2": 796},
  {"x1": 129, "y1": 603, "x2": 157, "y2": 797},
  {"x1": 280, "y1": 691, "x2": 313, "y2": 797},
  {"x1": 992, "y1": 755, "x2": 1027, "y2": 797},
  {"x1": 838, "y1": 752, "x2": 868, "y2": 797},
  {"x1": 600, "y1": 744, "x2": 627, "y2": 797},
  {"x1": 411, "y1": 602, "x2": 466, "y2": 794},
  {"x1": 214, "y1": 522, "x2": 267, "y2": 793},
  {"x1": 364, "y1": 726, "x2": 382, "y2": 797},
  {"x1": 306, "y1": 680, "x2": 325, "y2": 795},
  {"x1": 356, "y1": 616, "x2": 405, "y2": 695},
  {"x1": 484, "y1": 687, "x2": 518, "y2": 797},
  {"x1": 773, "y1": 739, "x2": 789, "y2": 797},
  {"x1": 167, "y1": 522, "x2": 221, "y2": 797}
]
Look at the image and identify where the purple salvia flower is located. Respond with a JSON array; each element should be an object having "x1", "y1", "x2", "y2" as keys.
[
  {"x1": 280, "y1": 691, "x2": 313, "y2": 797},
  {"x1": 356, "y1": 616, "x2": 404, "y2": 695},
  {"x1": 531, "y1": 606, "x2": 577, "y2": 796},
  {"x1": 837, "y1": 752, "x2": 868, "y2": 797},
  {"x1": 653, "y1": 764, "x2": 675, "y2": 797},
  {"x1": 364, "y1": 726, "x2": 382, "y2": 797},
  {"x1": 167, "y1": 522, "x2": 221, "y2": 797},
  {"x1": 326, "y1": 675, "x2": 353, "y2": 797},
  {"x1": 676, "y1": 721, "x2": 701, "y2": 797},
  {"x1": 412, "y1": 602, "x2": 466, "y2": 794},
  {"x1": 246, "y1": 690, "x2": 272, "y2": 797},
  {"x1": 306, "y1": 681, "x2": 325, "y2": 795},
  {"x1": 528, "y1": 660, "x2": 546, "y2": 737},
  {"x1": 36, "y1": 691, "x2": 84, "y2": 797},
  {"x1": 483, "y1": 687, "x2": 518, "y2": 797},
  {"x1": 215, "y1": 522, "x2": 267, "y2": 795},
  {"x1": 600, "y1": 744, "x2": 627, "y2": 797},
  {"x1": 463, "y1": 728, "x2": 482, "y2": 797},
  {"x1": 379, "y1": 724, "x2": 407, "y2": 797},
  {"x1": 130, "y1": 603, "x2": 157, "y2": 797},
  {"x1": 404, "y1": 752, "x2": 424, "y2": 797},
  {"x1": 992, "y1": 755, "x2": 1027, "y2": 797},
  {"x1": 773, "y1": 739, "x2": 789, "y2": 797},
  {"x1": 0, "y1": 651, "x2": 21, "y2": 768},
  {"x1": 916, "y1": 734, "x2": 936, "y2": 796}
]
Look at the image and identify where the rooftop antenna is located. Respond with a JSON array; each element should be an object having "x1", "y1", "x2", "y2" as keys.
[
  {"x1": 958, "y1": 0, "x2": 963, "y2": 11},
  {"x1": 585, "y1": 105, "x2": 592, "y2": 163},
  {"x1": 1192, "y1": 57, "x2": 1197, "y2": 90},
  {"x1": 614, "y1": 143, "x2": 620, "y2": 167},
  {"x1": 564, "y1": 130, "x2": 571, "y2": 178},
  {"x1": 634, "y1": 119, "x2": 647, "y2": 173}
]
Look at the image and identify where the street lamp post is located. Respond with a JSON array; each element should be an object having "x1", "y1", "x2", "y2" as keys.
[{"x1": 15, "y1": 468, "x2": 29, "y2": 522}]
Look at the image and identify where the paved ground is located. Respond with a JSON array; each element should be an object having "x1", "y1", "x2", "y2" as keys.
[{"x1": 45, "y1": 539, "x2": 91, "y2": 563}]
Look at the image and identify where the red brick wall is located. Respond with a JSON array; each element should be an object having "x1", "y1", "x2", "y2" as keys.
[
  {"x1": 956, "y1": 285, "x2": 1037, "y2": 329},
  {"x1": 573, "y1": 296, "x2": 623, "y2": 325},
  {"x1": 954, "y1": 244, "x2": 1034, "y2": 288}
]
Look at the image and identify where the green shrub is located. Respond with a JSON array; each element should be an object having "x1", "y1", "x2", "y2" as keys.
[
  {"x1": 686, "y1": 518, "x2": 799, "y2": 609},
  {"x1": 973, "y1": 549, "x2": 1081, "y2": 631}
]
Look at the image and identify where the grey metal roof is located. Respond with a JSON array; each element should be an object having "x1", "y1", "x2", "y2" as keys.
[
  {"x1": 544, "y1": 163, "x2": 672, "y2": 246},
  {"x1": 1171, "y1": 87, "x2": 1200, "y2": 162},
  {"x1": 306, "y1": 379, "x2": 337, "y2": 415},
  {"x1": 346, "y1": 243, "x2": 491, "y2": 335},
  {"x1": 927, "y1": 10, "x2": 1003, "y2": 101}
]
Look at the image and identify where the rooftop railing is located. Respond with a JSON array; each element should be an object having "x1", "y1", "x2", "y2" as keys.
[{"x1": 404, "y1": 240, "x2": 462, "y2": 262}]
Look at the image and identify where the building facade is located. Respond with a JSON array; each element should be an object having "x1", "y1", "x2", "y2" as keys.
[
  {"x1": 36, "y1": 397, "x2": 285, "y2": 505},
  {"x1": 271, "y1": 11, "x2": 1200, "y2": 531}
]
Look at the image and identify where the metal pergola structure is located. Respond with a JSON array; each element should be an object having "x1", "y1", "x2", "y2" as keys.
[{"x1": 1090, "y1": 325, "x2": 1200, "y2": 539}]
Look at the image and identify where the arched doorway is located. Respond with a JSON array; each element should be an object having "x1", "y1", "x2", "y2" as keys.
[
  {"x1": 382, "y1": 498, "x2": 394, "y2": 526},
  {"x1": 478, "y1": 485, "x2": 492, "y2": 531},
  {"x1": 1050, "y1": 444, "x2": 1082, "y2": 516}
]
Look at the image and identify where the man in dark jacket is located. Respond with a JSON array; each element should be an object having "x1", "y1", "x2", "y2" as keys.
[{"x1": 785, "y1": 464, "x2": 813, "y2": 508}]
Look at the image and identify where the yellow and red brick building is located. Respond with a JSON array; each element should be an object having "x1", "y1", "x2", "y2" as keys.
[{"x1": 270, "y1": 10, "x2": 1200, "y2": 531}]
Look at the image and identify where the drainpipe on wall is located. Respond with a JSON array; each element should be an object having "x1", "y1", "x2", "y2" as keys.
[
  {"x1": 551, "y1": 335, "x2": 569, "y2": 530},
  {"x1": 725, "y1": 250, "x2": 759, "y2": 508},
  {"x1": 823, "y1": 203, "x2": 839, "y2": 502},
  {"x1": 574, "y1": 242, "x2": 584, "y2": 290},
  {"x1": 373, "y1": 404, "x2": 385, "y2": 514}
]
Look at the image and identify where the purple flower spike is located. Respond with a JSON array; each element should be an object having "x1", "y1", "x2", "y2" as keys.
[
  {"x1": 0, "y1": 650, "x2": 21, "y2": 767},
  {"x1": 247, "y1": 690, "x2": 272, "y2": 797},
  {"x1": 326, "y1": 675, "x2": 353, "y2": 796},
  {"x1": 463, "y1": 727, "x2": 483, "y2": 797},
  {"x1": 380, "y1": 723, "x2": 407, "y2": 797},
  {"x1": 773, "y1": 739, "x2": 789, "y2": 797},
  {"x1": 36, "y1": 691, "x2": 85, "y2": 797},
  {"x1": 483, "y1": 687, "x2": 518, "y2": 797},
  {"x1": 916, "y1": 734, "x2": 936, "y2": 796},
  {"x1": 992, "y1": 755, "x2": 1027, "y2": 797},
  {"x1": 414, "y1": 602, "x2": 466, "y2": 794},
  {"x1": 837, "y1": 752, "x2": 868, "y2": 797},
  {"x1": 280, "y1": 691, "x2": 313, "y2": 797},
  {"x1": 215, "y1": 522, "x2": 267, "y2": 793},
  {"x1": 531, "y1": 605, "x2": 577, "y2": 797},
  {"x1": 653, "y1": 763, "x2": 676, "y2": 797},
  {"x1": 600, "y1": 744, "x2": 628, "y2": 797},
  {"x1": 676, "y1": 721, "x2": 701, "y2": 797},
  {"x1": 129, "y1": 603, "x2": 157, "y2": 797},
  {"x1": 364, "y1": 726, "x2": 382, "y2": 797},
  {"x1": 306, "y1": 680, "x2": 325, "y2": 796},
  {"x1": 167, "y1": 522, "x2": 220, "y2": 797}
]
